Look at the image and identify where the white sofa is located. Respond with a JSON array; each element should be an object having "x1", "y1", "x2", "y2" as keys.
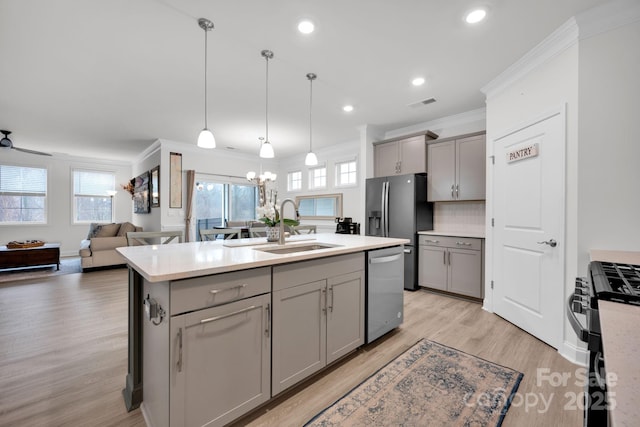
[{"x1": 79, "y1": 222, "x2": 142, "y2": 271}]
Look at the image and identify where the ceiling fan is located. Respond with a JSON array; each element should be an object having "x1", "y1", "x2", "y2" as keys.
[{"x1": 0, "y1": 130, "x2": 52, "y2": 156}]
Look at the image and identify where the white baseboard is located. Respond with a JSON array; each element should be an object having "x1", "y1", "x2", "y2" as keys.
[
  {"x1": 559, "y1": 340, "x2": 588, "y2": 366},
  {"x1": 140, "y1": 402, "x2": 152, "y2": 427}
]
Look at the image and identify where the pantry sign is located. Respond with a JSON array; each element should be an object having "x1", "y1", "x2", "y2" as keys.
[{"x1": 507, "y1": 143, "x2": 539, "y2": 163}]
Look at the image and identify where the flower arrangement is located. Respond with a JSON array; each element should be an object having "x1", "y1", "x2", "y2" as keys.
[
  {"x1": 256, "y1": 188, "x2": 299, "y2": 228},
  {"x1": 121, "y1": 179, "x2": 135, "y2": 199}
]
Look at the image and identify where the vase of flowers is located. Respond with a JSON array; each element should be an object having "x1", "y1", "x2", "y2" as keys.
[{"x1": 256, "y1": 203, "x2": 299, "y2": 242}]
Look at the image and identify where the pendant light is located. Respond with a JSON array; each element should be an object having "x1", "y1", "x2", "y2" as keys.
[
  {"x1": 305, "y1": 73, "x2": 318, "y2": 166},
  {"x1": 259, "y1": 50, "x2": 275, "y2": 158},
  {"x1": 197, "y1": 18, "x2": 216, "y2": 149}
]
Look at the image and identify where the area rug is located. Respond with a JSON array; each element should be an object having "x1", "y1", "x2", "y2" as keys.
[
  {"x1": 305, "y1": 339, "x2": 523, "y2": 427},
  {"x1": 0, "y1": 257, "x2": 82, "y2": 284}
]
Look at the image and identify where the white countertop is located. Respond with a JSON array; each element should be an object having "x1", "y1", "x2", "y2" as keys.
[
  {"x1": 589, "y1": 250, "x2": 640, "y2": 427},
  {"x1": 418, "y1": 230, "x2": 485, "y2": 239},
  {"x1": 116, "y1": 233, "x2": 409, "y2": 282}
]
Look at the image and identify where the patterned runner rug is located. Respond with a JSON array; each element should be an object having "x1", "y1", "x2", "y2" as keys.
[{"x1": 305, "y1": 339, "x2": 523, "y2": 427}]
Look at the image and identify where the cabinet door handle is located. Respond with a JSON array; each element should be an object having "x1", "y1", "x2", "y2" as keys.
[
  {"x1": 448, "y1": 251, "x2": 451, "y2": 265},
  {"x1": 209, "y1": 283, "x2": 247, "y2": 294},
  {"x1": 443, "y1": 251, "x2": 446, "y2": 265},
  {"x1": 265, "y1": 303, "x2": 270, "y2": 337},
  {"x1": 455, "y1": 184, "x2": 459, "y2": 198},
  {"x1": 329, "y1": 287, "x2": 334, "y2": 313},
  {"x1": 456, "y1": 241, "x2": 472, "y2": 246},
  {"x1": 322, "y1": 288, "x2": 327, "y2": 314},
  {"x1": 451, "y1": 184, "x2": 455, "y2": 198},
  {"x1": 177, "y1": 328, "x2": 183, "y2": 373},
  {"x1": 196, "y1": 305, "x2": 257, "y2": 325}
]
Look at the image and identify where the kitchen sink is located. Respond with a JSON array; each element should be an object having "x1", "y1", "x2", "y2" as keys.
[{"x1": 254, "y1": 243, "x2": 342, "y2": 254}]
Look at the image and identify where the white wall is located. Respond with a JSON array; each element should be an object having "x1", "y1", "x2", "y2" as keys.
[
  {"x1": 276, "y1": 140, "x2": 361, "y2": 233},
  {"x1": 0, "y1": 150, "x2": 132, "y2": 257},
  {"x1": 577, "y1": 20, "x2": 640, "y2": 270},
  {"x1": 156, "y1": 139, "x2": 276, "y2": 235}
]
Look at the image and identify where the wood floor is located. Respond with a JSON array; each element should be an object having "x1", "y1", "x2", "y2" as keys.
[{"x1": 0, "y1": 269, "x2": 584, "y2": 427}]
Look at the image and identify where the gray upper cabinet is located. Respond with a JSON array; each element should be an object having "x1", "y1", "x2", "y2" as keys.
[
  {"x1": 427, "y1": 133, "x2": 486, "y2": 201},
  {"x1": 374, "y1": 131, "x2": 438, "y2": 177}
]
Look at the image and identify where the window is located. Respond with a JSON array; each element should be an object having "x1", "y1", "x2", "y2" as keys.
[
  {"x1": 335, "y1": 160, "x2": 357, "y2": 187},
  {"x1": 295, "y1": 193, "x2": 343, "y2": 220},
  {"x1": 0, "y1": 164, "x2": 47, "y2": 224},
  {"x1": 73, "y1": 169, "x2": 115, "y2": 223},
  {"x1": 287, "y1": 171, "x2": 302, "y2": 191},
  {"x1": 309, "y1": 166, "x2": 327, "y2": 189},
  {"x1": 194, "y1": 178, "x2": 259, "y2": 240}
]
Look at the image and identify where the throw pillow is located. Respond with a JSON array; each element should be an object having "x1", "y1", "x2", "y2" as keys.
[
  {"x1": 92, "y1": 223, "x2": 121, "y2": 238},
  {"x1": 87, "y1": 222, "x2": 103, "y2": 239},
  {"x1": 117, "y1": 222, "x2": 137, "y2": 237}
]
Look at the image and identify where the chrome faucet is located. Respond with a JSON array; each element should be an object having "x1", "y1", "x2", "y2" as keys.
[{"x1": 278, "y1": 198, "x2": 299, "y2": 245}]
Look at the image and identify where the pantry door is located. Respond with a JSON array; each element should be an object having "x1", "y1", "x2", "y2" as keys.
[{"x1": 491, "y1": 107, "x2": 565, "y2": 349}]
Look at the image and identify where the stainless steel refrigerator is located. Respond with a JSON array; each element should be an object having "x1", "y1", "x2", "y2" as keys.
[{"x1": 365, "y1": 173, "x2": 433, "y2": 290}]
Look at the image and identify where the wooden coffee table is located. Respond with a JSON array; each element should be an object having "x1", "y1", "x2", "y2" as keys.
[{"x1": 0, "y1": 243, "x2": 61, "y2": 270}]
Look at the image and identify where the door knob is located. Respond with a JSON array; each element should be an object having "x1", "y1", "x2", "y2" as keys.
[{"x1": 537, "y1": 239, "x2": 557, "y2": 248}]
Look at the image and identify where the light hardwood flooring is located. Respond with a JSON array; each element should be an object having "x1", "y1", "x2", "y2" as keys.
[{"x1": 0, "y1": 269, "x2": 583, "y2": 427}]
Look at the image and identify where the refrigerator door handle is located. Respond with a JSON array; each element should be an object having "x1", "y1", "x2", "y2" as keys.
[
  {"x1": 384, "y1": 181, "x2": 390, "y2": 237},
  {"x1": 380, "y1": 182, "x2": 386, "y2": 237}
]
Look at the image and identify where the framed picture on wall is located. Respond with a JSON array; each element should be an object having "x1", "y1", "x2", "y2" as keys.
[
  {"x1": 170, "y1": 152, "x2": 182, "y2": 208},
  {"x1": 133, "y1": 171, "x2": 151, "y2": 214},
  {"x1": 150, "y1": 165, "x2": 160, "y2": 208}
]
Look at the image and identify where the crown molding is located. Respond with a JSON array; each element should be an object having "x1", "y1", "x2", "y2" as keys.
[
  {"x1": 481, "y1": 17, "x2": 579, "y2": 100},
  {"x1": 383, "y1": 107, "x2": 486, "y2": 140},
  {"x1": 482, "y1": 0, "x2": 640, "y2": 100}
]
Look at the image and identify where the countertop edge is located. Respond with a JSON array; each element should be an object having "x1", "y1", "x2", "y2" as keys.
[
  {"x1": 118, "y1": 235, "x2": 409, "y2": 282},
  {"x1": 418, "y1": 230, "x2": 485, "y2": 239}
]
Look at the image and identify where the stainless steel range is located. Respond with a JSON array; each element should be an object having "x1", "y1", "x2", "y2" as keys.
[{"x1": 569, "y1": 261, "x2": 640, "y2": 426}]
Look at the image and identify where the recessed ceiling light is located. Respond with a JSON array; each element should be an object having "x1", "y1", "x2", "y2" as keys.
[
  {"x1": 298, "y1": 20, "x2": 315, "y2": 34},
  {"x1": 465, "y1": 9, "x2": 487, "y2": 24},
  {"x1": 412, "y1": 77, "x2": 425, "y2": 86},
  {"x1": 343, "y1": 105, "x2": 354, "y2": 112}
]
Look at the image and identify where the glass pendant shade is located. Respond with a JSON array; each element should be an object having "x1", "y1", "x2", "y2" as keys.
[
  {"x1": 259, "y1": 140, "x2": 275, "y2": 158},
  {"x1": 197, "y1": 128, "x2": 216, "y2": 148},
  {"x1": 305, "y1": 151, "x2": 318, "y2": 166}
]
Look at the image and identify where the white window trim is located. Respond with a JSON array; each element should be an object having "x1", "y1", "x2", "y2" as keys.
[
  {"x1": 308, "y1": 164, "x2": 327, "y2": 190},
  {"x1": 0, "y1": 163, "x2": 48, "y2": 225},
  {"x1": 334, "y1": 157, "x2": 358, "y2": 188},
  {"x1": 71, "y1": 168, "x2": 116, "y2": 224},
  {"x1": 287, "y1": 170, "x2": 303, "y2": 192}
]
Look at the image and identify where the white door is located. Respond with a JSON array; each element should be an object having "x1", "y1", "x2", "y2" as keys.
[{"x1": 491, "y1": 108, "x2": 565, "y2": 349}]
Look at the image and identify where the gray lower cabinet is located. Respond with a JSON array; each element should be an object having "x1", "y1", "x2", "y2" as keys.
[
  {"x1": 272, "y1": 253, "x2": 365, "y2": 395},
  {"x1": 419, "y1": 235, "x2": 483, "y2": 298},
  {"x1": 141, "y1": 267, "x2": 272, "y2": 427}
]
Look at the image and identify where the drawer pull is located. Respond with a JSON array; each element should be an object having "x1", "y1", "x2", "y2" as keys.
[
  {"x1": 426, "y1": 239, "x2": 439, "y2": 243},
  {"x1": 456, "y1": 241, "x2": 472, "y2": 246},
  {"x1": 196, "y1": 305, "x2": 257, "y2": 326},
  {"x1": 209, "y1": 283, "x2": 247, "y2": 294}
]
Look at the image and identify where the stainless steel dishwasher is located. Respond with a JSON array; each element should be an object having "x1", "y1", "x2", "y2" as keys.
[{"x1": 366, "y1": 245, "x2": 404, "y2": 343}]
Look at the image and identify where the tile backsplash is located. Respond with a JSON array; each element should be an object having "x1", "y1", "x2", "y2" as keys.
[{"x1": 433, "y1": 201, "x2": 486, "y2": 234}]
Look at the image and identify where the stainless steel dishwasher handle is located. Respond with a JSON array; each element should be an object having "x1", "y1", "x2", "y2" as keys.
[{"x1": 370, "y1": 253, "x2": 402, "y2": 264}]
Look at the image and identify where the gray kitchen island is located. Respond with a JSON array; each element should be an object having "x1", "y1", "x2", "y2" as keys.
[{"x1": 117, "y1": 233, "x2": 407, "y2": 427}]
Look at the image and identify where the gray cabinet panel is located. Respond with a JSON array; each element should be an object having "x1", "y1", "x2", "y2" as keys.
[
  {"x1": 428, "y1": 133, "x2": 486, "y2": 201},
  {"x1": 327, "y1": 271, "x2": 364, "y2": 363},
  {"x1": 448, "y1": 248, "x2": 482, "y2": 298},
  {"x1": 418, "y1": 235, "x2": 484, "y2": 298},
  {"x1": 272, "y1": 280, "x2": 327, "y2": 396},
  {"x1": 170, "y1": 294, "x2": 271, "y2": 427},
  {"x1": 374, "y1": 142, "x2": 400, "y2": 177}
]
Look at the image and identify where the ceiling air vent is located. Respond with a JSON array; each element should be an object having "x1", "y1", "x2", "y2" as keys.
[{"x1": 408, "y1": 97, "x2": 437, "y2": 109}]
